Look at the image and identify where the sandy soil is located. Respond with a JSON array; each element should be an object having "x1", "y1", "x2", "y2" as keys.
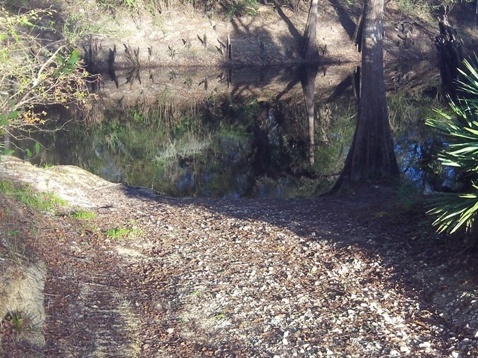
[
  {"x1": 1, "y1": 156, "x2": 478, "y2": 357},
  {"x1": 65, "y1": 0, "x2": 478, "y2": 70}
]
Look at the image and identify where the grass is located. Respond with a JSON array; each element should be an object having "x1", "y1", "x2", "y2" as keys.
[
  {"x1": 106, "y1": 226, "x2": 141, "y2": 240},
  {"x1": 8, "y1": 229, "x2": 20, "y2": 237},
  {"x1": 3, "y1": 309, "x2": 41, "y2": 339},
  {"x1": 214, "y1": 312, "x2": 227, "y2": 320},
  {"x1": 394, "y1": 0, "x2": 455, "y2": 21},
  {"x1": 4, "y1": 310, "x2": 27, "y2": 334},
  {"x1": 62, "y1": 13, "x2": 98, "y2": 44},
  {"x1": 70, "y1": 209, "x2": 96, "y2": 220},
  {"x1": 0, "y1": 180, "x2": 66, "y2": 212},
  {"x1": 94, "y1": 0, "x2": 259, "y2": 18}
]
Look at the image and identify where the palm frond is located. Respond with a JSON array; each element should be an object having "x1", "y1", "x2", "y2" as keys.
[
  {"x1": 427, "y1": 189, "x2": 478, "y2": 234},
  {"x1": 426, "y1": 55, "x2": 478, "y2": 236}
]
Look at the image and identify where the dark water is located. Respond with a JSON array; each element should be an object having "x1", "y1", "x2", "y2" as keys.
[{"x1": 11, "y1": 63, "x2": 446, "y2": 198}]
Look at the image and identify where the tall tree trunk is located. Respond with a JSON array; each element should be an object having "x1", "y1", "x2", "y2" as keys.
[
  {"x1": 331, "y1": 0, "x2": 398, "y2": 191},
  {"x1": 301, "y1": 0, "x2": 319, "y2": 61},
  {"x1": 299, "y1": 65, "x2": 319, "y2": 165}
]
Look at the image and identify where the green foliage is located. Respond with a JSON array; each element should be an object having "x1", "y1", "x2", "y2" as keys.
[
  {"x1": 106, "y1": 226, "x2": 141, "y2": 240},
  {"x1": 394, "y1": 0, "x2": 474, "y2": 19},
  {"x1": 98, "y1": 0, "x2": 140, "y2": 8},
  {"x1": 29, "y1": 86, "x2": 356, "y2": 198},
  {"x1": 221, "y1": 0, "x2": 258, "y2": 18},
  {"x1": 0, "y1": 7, "x2": 92, "y2": 143},
  {"x1": 5, "y1": 310, "x2": 28, "y2": 333},
  {"x1": 21, "y1": 141, "x2": 42, "y2": 159},
  {"x1": 95, "y1": 0, "x2": 258, "y2": 17},
  {"x1": 4, "y1": 310, "x2": 25, "y2": 334},
  {"x1": 426, "y1": 57, "x2": 478, "y2": 237},
  {"x1": 70, "y1": 209, "x2": 96, "y2": 220},
  {"x1": 389, "y1": 86, "x2": 441, "y2": 133},
  {"x1": 3, "y1": 309, "x2": 41, "y2": 339},
  {"x1": 427, "y1": 190, "x2": 478, "y2": 234},
  {"x1": 0, "y1": 179, "x2": 66, "y2": 212}
]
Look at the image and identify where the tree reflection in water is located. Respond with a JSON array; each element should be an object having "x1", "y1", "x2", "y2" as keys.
[{"x1": 12, "y1": 64, "x2": 444, "y2": 198}]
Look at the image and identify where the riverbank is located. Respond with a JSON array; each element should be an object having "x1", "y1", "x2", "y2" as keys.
[
  {"x1": 1, "y1": 155, "x2": 478, "y2": 356},
  {"x1": 50, "y1": 0, "x2": 477, "y2": 70}
]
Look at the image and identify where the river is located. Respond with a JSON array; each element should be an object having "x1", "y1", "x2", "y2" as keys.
[{"x1": 11, "y1": 62, "x2": 444, "y2": 198}]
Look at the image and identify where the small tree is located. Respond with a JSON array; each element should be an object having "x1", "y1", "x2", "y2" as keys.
[
  {"x1": 0, "y1": 7, "x2": 92, "y2": 149},
  {"x1": 426, "y1": 57, "x2": 478, "y2": 250}
]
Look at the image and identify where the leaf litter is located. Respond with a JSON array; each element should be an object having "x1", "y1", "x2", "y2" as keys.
[{"x1": 1, "y1": 171, "x2": 478, "y2": 357}]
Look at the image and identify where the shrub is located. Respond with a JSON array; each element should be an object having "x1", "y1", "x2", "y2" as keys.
[
  {"x1": 426, "y1": 57, "x2": 478, "y2": 249},
  {"x1": 0, "y1": 7, "x2": 93, "y2": 144},
  {"x1": 221, "y1": 0, "x2": 258, "y2": 18}
]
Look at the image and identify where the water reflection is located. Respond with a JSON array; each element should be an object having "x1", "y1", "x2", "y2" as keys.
[{"x1": 13, "y1": 63, "x2": 444, "y2": 198}]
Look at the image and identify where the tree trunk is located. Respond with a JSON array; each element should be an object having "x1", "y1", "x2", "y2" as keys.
[
  {"x1": 331, "y1": 0, "x2": 399, "y2": 190},
  {"x1": 301, "y1": 0, "x2": 319, "y2": 61},
  {"x1": 353, "y1": 3, "x2": 365, "y2": 52},
  {"x1": 435, "y1": 11, "x2": 463, "y2": 100},
  {"x1": 299, "y1": 65, "x2": 319, "y2": 165}
]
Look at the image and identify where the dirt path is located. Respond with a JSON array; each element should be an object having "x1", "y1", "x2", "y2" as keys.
[{"x1": 1, "y1": 156, "x2": 478, "y2": 357}]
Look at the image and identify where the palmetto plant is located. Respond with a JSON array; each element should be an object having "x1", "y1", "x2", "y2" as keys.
[{"x1": 426, "y1": 57, "x2": 478, "y2": 245}]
